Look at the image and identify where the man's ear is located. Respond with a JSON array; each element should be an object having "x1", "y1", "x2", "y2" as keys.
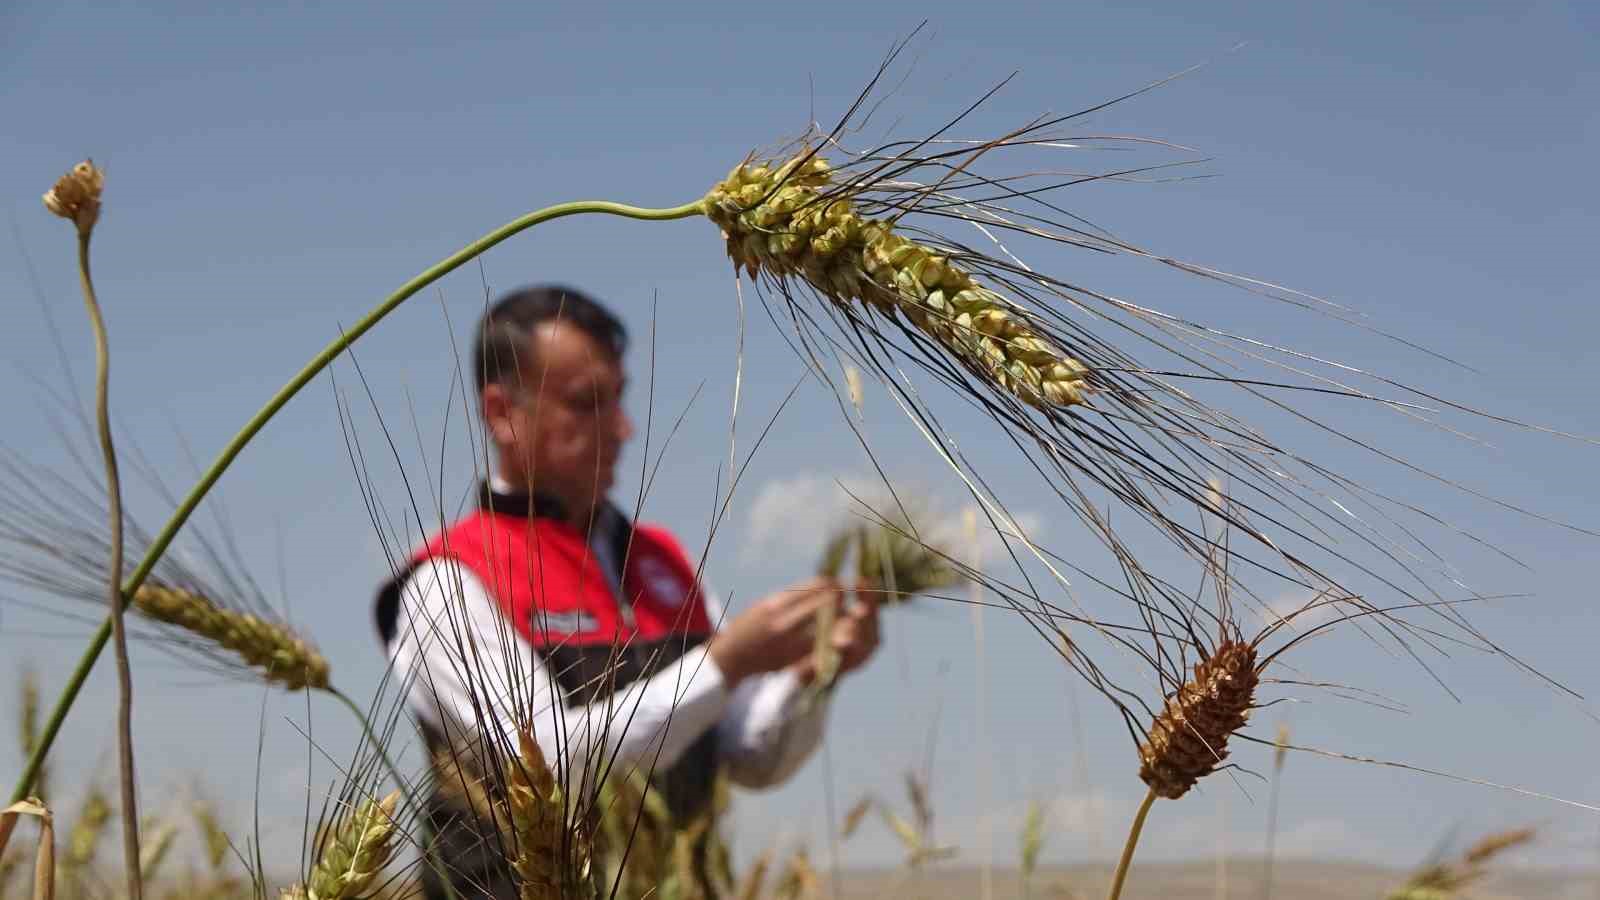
[{"x1": 481, "y1": 383, "x2": 518, "y2": 446}]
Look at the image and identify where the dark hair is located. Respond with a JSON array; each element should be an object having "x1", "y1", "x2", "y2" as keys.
[{"x1": 473, "y1": 284, "x2": 628, "y2": 394}]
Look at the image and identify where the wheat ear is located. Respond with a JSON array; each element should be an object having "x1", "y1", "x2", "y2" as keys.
[
  {"x1": 292, "y1": 790, "x2": 400, "y2": 900},
  {"x1": 1106, "y1": 639, "x2": 1259, "y2": 900},
  {"x1": 1136, "y1": 640, "x2": 1259, "y2": 800},
  {"x1": 705, "y1": 152, "x2": 1089, "y2": 409},
  {"x1": 507, "y1": 729, "x2": 595, "y2": 900},
  {"x1": 132, "y1": 586, "x2": 329, "y2": 691}
]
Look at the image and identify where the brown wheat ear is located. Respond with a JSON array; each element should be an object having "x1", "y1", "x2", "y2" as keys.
[{"x1": 1137, "y1": 639, "x2": 1259, "y2": 800}]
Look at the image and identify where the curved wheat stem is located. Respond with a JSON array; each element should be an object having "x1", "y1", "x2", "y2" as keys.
[{"x1": 10, "y1": 196, "x2": 706, "y2": 807}]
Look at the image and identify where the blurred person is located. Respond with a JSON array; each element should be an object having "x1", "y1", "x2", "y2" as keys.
[{"x1": 374, "y1": 284, "x2": 880, "y2": 898}]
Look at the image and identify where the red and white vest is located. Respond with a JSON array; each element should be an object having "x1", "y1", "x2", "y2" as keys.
[{"x1": 374, "y1": 484, "x2": 723, "y2": 820}]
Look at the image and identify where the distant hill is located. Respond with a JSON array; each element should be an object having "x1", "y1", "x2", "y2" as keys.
[{"x1": 819, "y1": 860, "x2": 1596, "y2": 900}]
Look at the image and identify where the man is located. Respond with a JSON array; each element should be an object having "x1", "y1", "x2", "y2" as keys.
[{"x1": 374, "y1": 284, "x2": 880, "y2": 898}]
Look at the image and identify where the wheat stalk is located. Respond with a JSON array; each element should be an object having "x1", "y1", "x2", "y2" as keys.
[
  {"x1": 1, "y1": 801, "x2": 52, "y2": 900},
  {"x1": 43, "y1": 157, "x2": 145, "y2": 900}
]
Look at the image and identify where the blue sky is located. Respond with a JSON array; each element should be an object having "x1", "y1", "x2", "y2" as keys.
[{"x1": 3, "y1": 0, "x2": 1599, "y2": 881}]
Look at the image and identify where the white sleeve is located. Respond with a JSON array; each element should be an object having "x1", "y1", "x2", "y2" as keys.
[
  {"x1": 386, "y1": 557, "x2": 732, "y2": 791},
  {"x1": 703, "y1": 589, "x2": 831, "y2": 788}
]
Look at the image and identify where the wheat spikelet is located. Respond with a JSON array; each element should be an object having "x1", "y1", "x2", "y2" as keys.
[
  {"x1": 734, "y1": 847, "x2": 773, "y2": 900},
  {"x1": 1136, "y1": 639, "x2": 1259, "y2": 800},
  {"x1": 137, "y1": 819, "x2": 177, "y2": 882},
  {"x1": 506, "y1": 729, "x2": 594, "y2": 900},
  {"x1": 132, "y1": 586, "x2": 329, "y2": 691},
  {"x1": 1385, "y1": 827, "x2": 1536, "y2": 899},
  {"x1": 62, "y1": 790, "x2": 109, "y2": 872},
  {"x1": 1019, "y1": 800, "x2": 1045, "y2": 883},
  {"x1": 591, "y1": 766, "x2": 735, "y2": 900},
  {"x1": 840, "y1": 795, "x2": 873, "y2": 840},
  {"x1": 705, "y1": 152, "x2": 1089, "y2": 410},
  {"x1": 1461, "y1": 827, "x2": 1535, "y2": 865},
  {"x1": 771, "y1": 846, "x2": 817, "y2": 900},
  {"x1": 17, "y1": 673, "x2": 47, "y2": 804},
  {"x1": 190, "y1": 800, "x2": 231, "y2": 871},
  {"x1": 296, "y1": 790, "x2": 400, "y2": 900}
]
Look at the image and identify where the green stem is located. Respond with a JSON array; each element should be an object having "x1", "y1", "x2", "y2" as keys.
[
  {"x1": 1105, "y1": 788, "x2": 1157, "y2": 900},
  {"x1": 76, "y1": 227, "x2": 144, "y2": 900},
  {"x1": 9, "y1": 196, "x2": 707, "y2": 807}
]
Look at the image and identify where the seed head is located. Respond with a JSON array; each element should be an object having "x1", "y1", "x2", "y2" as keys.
[
  {"x1": 1462, "y1": 827, "x2": 1535, "y2": 865},
  {"x1": 1137, "y1": 639, "x2": 1259, "y2": 800},
  {"x1": 705, "y1": 152, "x2": 1090, "y2": 410},
  {"x1": 305, "y1": 790, "x2": 400, "y2": 900},
  {"x1": 133, "y1": 586, "x2": 330, "y2": 691},
  {"x1": 42, "y1": 160, "x2": 104, "y2": 235},
  {"x1": 507, "y1": 729, "x2": 594, "y2": 900},
  {"x1": 64, "y1": 789, "x2": 110, "y2": 869}
]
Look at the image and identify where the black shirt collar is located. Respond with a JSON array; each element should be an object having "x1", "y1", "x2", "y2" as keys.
[{"x1": 478, "y1": 480, "x2": 569, "y2": 520}]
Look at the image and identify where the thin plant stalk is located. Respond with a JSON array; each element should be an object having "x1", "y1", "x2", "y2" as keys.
[
  {"x1": 1215, "y1": 792, "x2": 1227, "y2": 900},
  {"x1": 966, "y1": 507, "x2": 993, "y2": 900},
  {"x1": 73, "y1": 215, "x2": 142, "y2": 900},
  {"x1": 1261, "y1": 723, "x2": 1289, "y2": 900},
  {"x1": 1105, "y1": 788, "x2": 1157, "y2": 900},
  {"x1": 9, "y1": 196, "x2": 706, "y2": 807}
]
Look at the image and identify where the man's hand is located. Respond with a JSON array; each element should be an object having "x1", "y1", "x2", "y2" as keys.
[
  {"x1": 706, "y1": 577, "x2": 844, "y2": 686},
  {"x1": 793, "y1": 582, "x2": 881, "y2": 684}
]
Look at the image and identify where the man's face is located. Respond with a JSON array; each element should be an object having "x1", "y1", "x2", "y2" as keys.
[{"x1": 485, "y1": 319, "x2": 633, "y2": 513}]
